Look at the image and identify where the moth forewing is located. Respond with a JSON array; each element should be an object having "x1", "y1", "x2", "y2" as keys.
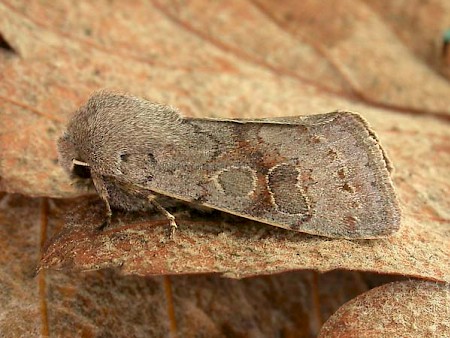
[{"x1": 133, "y1": 113, "x2": 400, "y2": 239}]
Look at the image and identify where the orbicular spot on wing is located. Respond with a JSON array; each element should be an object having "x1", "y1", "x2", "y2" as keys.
[
  {"x1": 215, "y1": 166, "x2": 257, "y2": 197},
  {"x1": 267, "y1": 164, "x2": 310, "y2": 215}
]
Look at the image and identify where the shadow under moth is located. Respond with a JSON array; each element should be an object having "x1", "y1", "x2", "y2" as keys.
[{"x1": 58, "y1": 91, "x2": 401, "y2": 239}]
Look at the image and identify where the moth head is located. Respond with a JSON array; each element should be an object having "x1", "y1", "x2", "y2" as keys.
[{"x1": 57, "y1": 132, "x2": 94, "y2": 189}]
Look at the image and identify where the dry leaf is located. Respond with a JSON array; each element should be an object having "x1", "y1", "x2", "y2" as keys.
[
  {"x1": 1, "y1": 194, "x2": 403, "y2": 337},
  {"x1": 319, "y1": 280, "x2": 450, "y2": 337},
  {"x1": 39, "y1": 195, "x2": 449, "y2": 280},
  {"x1": 1, "y1": 0, "x2": 449, "y2": 196}
]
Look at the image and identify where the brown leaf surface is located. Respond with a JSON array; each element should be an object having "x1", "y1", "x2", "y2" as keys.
[
  {"x1": 1, "y1": 194, "x2": 405, "y2": 337},
  {"x1": 39, "y1": 195, "x2": 449, "y2": 281},
  {"x1": 1, "y1": 0, "x2": 449, "y2": 196},
  {"x1": 319, "y1": 280, "x2": 450, "y2": 337}
]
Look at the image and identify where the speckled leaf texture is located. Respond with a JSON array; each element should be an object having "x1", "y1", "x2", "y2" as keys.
[
  {"x1": 0, "y1": 1, "x2": 449, "y2": 337},
  {"x1": 319, "y1": 281, "x2": 450, "y2": 337}
]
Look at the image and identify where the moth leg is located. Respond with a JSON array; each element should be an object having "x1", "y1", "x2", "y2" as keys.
[
  {"x1": 148, "y1": 196, "x2": 178, "y2": 239},
  {"x1": 91, "y1": 172, "x2": 113, "y2": 230},
  {"x1": 97, "y1": 200, "x2": 113, "y2": 231}
]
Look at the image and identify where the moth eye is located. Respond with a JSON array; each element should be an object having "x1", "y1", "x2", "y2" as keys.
[
  {"x1": 72, "y1": 162, "x2": 91, "y2": 179},
  {"x1": 120, "y1": 154, "x2": 129, "y2": 162}
]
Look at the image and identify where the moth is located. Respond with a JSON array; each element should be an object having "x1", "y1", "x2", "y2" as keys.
[{"x1": 58, "y1": 91, "x2": 401, "y2": 239}]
